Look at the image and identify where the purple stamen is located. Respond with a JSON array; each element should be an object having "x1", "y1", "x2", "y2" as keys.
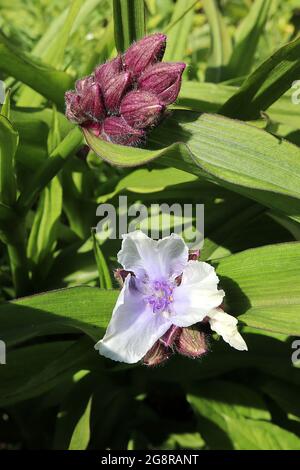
[{"x1": 145, "y1": 279, "x2": 174, "y2": 314}]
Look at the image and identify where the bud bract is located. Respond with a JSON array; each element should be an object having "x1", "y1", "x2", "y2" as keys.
[
  {"x1": 101, "y1": 71, "x2": 132, "y2": 113},
  {"x1": 94, "y1": 56, "x2": 123, "y2": 87},
  {"x1": 65, "y1": 91, "x2": 86, "y2": 124},
  {"x1": 101, "y1": 116, "x2": 144, "y2": 146},
  {"x1": 143, "y1": 340, "x2": 172, "y2": 367},
  {"x1": 124, "y1": 33, "x2": 167, "y2": 77},
  {"x1": 160, "y1": 325, "x2": 181, "y2": 347},
  {"x1": 176, "y1": 325, "x2": 208, "y2": 358},
  {"x1": 120, "y1": 90, "x2": 163, "y2": 129},
  {"x1": 80, "y1": 83, "x2": 105, "y2": 121},
  {"x1": 138, "y1": 62, "x2": 186, "y2": 105}
]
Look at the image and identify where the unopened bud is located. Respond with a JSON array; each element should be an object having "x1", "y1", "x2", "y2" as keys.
[
  {"x1": 75, "y1": 75, "x2": 94, "y2": 94},
  {"x1": 82, "y1": 120, "x2": 102, "y2": 136},
  {"x1": 101, "y1": 116, "x2": 144, "y2": 146},
  {"x1": 138, "y1": 62, "x2": 186, "y2": 105},
  {"x1": 65, "y1": 91, "x2": 86, "y2": 124},
  {"x1": 188, "y1": 249, "x2": 200, "y2": 261},
  {"x1": 101, "y1": 71, "x2": 132, "y2": 112},
  {"x1": 120, "y1": 91, "x2": 163, "y2": 129},
  {"x1": 160, "y1": 325, "x2": 181, "y2": 347},
  {"x1": 95, "y1": 56, "x2": 123, "y2": 89},
  {"x1": 176, "y1": 325, "x2": 208, "y2": 358},
  {"x1": 80, "y1": 83, "x2": 105, "y2": 121},
  {"x1": 124, "y1": 33, "x2": 166, "y2": 77},
  {"x1": 143, "y1": 340, "x2": 172, "y2": 367},
  {"x1": 114, "y1": 268, "x2": 133, "y2": 287}
]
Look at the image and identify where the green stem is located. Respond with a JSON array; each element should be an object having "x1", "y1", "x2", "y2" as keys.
[
  {"x1": 0, "y1": 199, "x2": 30, "y2": 298},
  {"x1": 113, "y1": 0, "x2": 145, "y2": 52},
  {"x1": 16, "y1": 126, "x2": 84, "y2": 214},
  {"x1": 0, "y1": 126, "x2": 83, "y2": 297},
  {"x1": 7, "y1": 238, "x2": 30, "y2": 297}
]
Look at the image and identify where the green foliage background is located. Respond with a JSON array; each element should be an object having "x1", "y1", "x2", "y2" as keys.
[{"x1": 0, "y1": 0, "x2": 300, "y2": 450}]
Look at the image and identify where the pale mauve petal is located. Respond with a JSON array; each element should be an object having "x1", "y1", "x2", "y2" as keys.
[
  {"x1": 95, "y1": 275, "x2": 171, "y2": 363},
  {"x1": 171, "y1": 261, "x2": 224, "y2": 327},
  {"x1": 208, "y1": 308, "x2": 248, "y2": 351},
  {"x1": 117, "y1": 230, "x2": 188, "y2": 280}
]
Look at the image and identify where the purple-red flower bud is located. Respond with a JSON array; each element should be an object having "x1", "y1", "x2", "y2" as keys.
[
  {"x1": 188, "y1": 249, "x2": 200, "y2": 261},
  {"x1": 175, "y1": 325, "x2": 208, "y2": 358},
  {"x1": 160, "y1": 325, "x2": 181, "y2": 347},
  {"x1": 95, "y1": 56, "x2": 123, "y2": 86},
  {"x1": 101, "y1": 116, "x2": 144, "y2": 146},
  {"x1": 80, "y1": 83, "x2": 105, "y2": 121},
  {"x1": 143, "y1": 340, "x2": 172, "y2": 367},
  {"x1": 82, "y1": 120, "x2": 102, "y2": 136},
  {"x1": 75, "y1": 75, "x2": 94, "y2": 94},
  {"x1": 65, "y1": 34, "x2": 186, "y2": 148},
  {"x1": 65, "y1": 82, "x2": 105, "y2": 124},
  {"x1": 101, "y1": 71, "x2": 132, "y2": 113},
  {"x1": 65, "y1": 91, "x2": 86, "y2": 124},
  {"x1": 124, "y1": 33, "x2": 167, "y2": 77},
  {"x1": 120, "y1": 90, "x2": 163, "y2": 129},
  {"x1": 138, "y1": 62, "x2": 186, "y2": 105},
  {"x1": 114, "y1": 268, "x2": 134, "y2": 287}
]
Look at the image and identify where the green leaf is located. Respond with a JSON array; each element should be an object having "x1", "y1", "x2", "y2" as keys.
[
  {"x1": 0, "y1": 338, "x2": 96, "y2": 407},
  {"x1": 16, "y1": 126, "x2": 83, "y2": 214},
  {"x1": 216, "y1": 242, "x2": 300, "y2": 336},
  {"x1": 92, "y1": 231, "x2": 113, "y2": 289},
  {"x1": 69, "y1": 396, "x2": 92, "y2": 450},
  {"x1": 0, "y1": 286, "x2": 118, "y2": 347},
  {"x1": 54, "y1": 371, "x2": 94, "y2": 449},
  {"x1": 17, "y1": 0, "x2": 82, "y2": 107},
  {"x1": 260, "y1": 378, "x2": 300, "y2": 418},
  {"x1": 164, "y1": 0, "x2": 196, "y2": 61},
  {"x1": 188, "y1": 390, "x2": 300, "y2": 449},
  {"x1": 0, "y1": 114, "x2": 18, "y2": 206},
  {"x1": 27, "y1": 107, "x2": 63, "y2": 282},
  {"x1": 225, "y1": 0, "x2": 272, "y2": 79},
  {"x1": 0, "y1": 32, "x2": 74, "y2": 109},
  {"x1": 0, "y1": 88, "x2": 11, "y2": 118},
  {"x1": 113, "y1": 0, "x2": 145, "y2": 53},
  {"x1": 178, "y1": 81, "x2": 300, "y2": 134},
  {"x1": 83, "y1": 111, "x2": 300, "y2": 221},
  {"x1": 0, "y1": 341, "x2": 74, "y2": 406},
  {"x1": 188, "y1": 380, "x2": 271, "y2": 421},
  {"x1": 221, "y1": 35, "x2": 300, "y2": 119},
  {"x1": 203, "y1": 0, "x2": 232, "y2": 82},
  {"x1": 158, "y1": 432, "x2": 205, "y2": 450},
  {"x1": 31, "y1": 0, "x2": 105, "y2": 59}
]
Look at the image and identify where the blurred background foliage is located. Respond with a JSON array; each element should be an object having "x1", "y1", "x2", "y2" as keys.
[{"x1": 0, "y1": 0, "x2": 299, "y2": 450}]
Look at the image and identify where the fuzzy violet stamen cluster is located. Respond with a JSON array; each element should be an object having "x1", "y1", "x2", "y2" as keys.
[
  {"x1": 95, "y1": 231, "x2": 248, "y2": 366},
  {"x1": 65, "y1": 34, "x2": 185, "y2": 146}
]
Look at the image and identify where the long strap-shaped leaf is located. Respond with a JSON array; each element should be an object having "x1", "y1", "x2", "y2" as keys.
[
  {"x1": 203, "y1": 0, "x2": 232, "y2": 83},
  {"x1": 0, "y1": 114, "x2": 18, "y2": 206},
  {"x1": 224, "y1": 0, "x2": 272, "y2": 80},
  {"x1": 113, "y1": 0, "x2": 145, "y2": 52},
  {"x1": 0, "y1": 32, "x2": 74, "y2": 109},
  {"x1": 221, "y1": 35, "x2": 300, "y2": 119},
  {"x1": 83, "y1": 111, "x2": 300, "y2": 221}
]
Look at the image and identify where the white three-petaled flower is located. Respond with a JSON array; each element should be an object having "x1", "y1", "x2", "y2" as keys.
[{"x1": 95, "y1": 231, "x2": 247, "y2": 364}]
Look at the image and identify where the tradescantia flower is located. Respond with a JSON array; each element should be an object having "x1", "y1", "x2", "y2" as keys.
[
  {"x1": 65, "y1": 33, "x2": 185, "y2": 147},
  {"x1": 95, "y1": 231, "x2": 247, "y2": 365}
]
